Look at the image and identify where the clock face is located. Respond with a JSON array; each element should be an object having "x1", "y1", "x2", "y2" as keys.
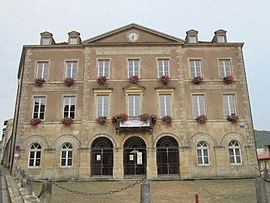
[{"x1": 127, "y1": 32, "x2": 139, "y2": 42}]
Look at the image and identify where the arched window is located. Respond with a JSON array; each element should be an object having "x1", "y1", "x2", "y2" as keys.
[
  {"x1": 29, "y1": 143, "x2": 41, "y2": 167},
  {"x1": 228, "y1": 141, "x2": 242, "y2": 164},
  {"x1": 197, "y1": 141, "x2": 209, "y2": 165},
  {"x1": 61, "y1": 143, "x2": 73, "y2": 167}
]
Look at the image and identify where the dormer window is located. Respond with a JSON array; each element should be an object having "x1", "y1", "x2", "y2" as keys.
[
  {"x1": 217, "y1": 35, "x2": 225, "y2": 43},
  {"x1": 41, "y1": 37, "x2": 50, "y2": 45},
  {"x1": 68, "y1": 31, "x2": 81, "y2": 45},
  {"x1": 70, "y1": 36, "x2": 78, "y2": 44},
  {"x1": 189, "y1": 35, "x2": 197, "y2": 43},
  {"x1": 185, "y1": 29, "x2": 198, "y2": 44}
]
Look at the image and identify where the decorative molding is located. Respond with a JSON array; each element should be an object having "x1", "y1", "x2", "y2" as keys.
[
  {"x1": 190, "y1": 84, "x2": 236, "y2": 90},
  {"x1": 33, "y1": 86, "x2": 78, "y2": 92}
]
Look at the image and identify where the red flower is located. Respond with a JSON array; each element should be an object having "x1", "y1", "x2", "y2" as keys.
[
  {"x1": 64, "y1": 77, "x2": 75, "y2": 86},
  {"x1": 96, "y1": 116, "x2": 107, "y2": 125},
  {"x1": 192, "y1": 76, "x2": 204, "y2": 85},
  {"x1": 97, "y1": 76, "x2": 107, "y2": 85},
  {"x1": 112, "y1": 114, "x2": 128, "y2": 125},
  {"x1": 223, "y1": 75, "x2": 234, "y2": 84},
  {"x1": 160, "y1": 75, "x2": 170, "y2": 85},
  {"x1": 61, "y1": 117, "x2": 73, "y2": 126},
  {"x1": 129, "y1": 75, "x2": 139, "y2": 84},
  {"x1": 30, "y1": 118, "x2": 41, "y2": 126},
  {"x1": 195, "y1": 115, "x2": 207, "y2": 124},
  {"x1": 227, "y1": 114, "x2": 239, "y2": 123},
  {"x1": 34, "y1": 77, "x2": 45, "y2": 87},
  {"x1": 139, "y1": 114, "x2": 151, "y2": 123},
  {"x1": 162, "y1": 116, "x2": 172, "y2": 126}
]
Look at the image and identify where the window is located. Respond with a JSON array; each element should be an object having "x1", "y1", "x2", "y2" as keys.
[
  {"x1": 160, "y1": 95, "x2": 172, "y2": 117},
  {"x1": 192, "y1": 95, "x2": 205, "y2": 117},
  {"x1": 223, "y1": 95, "x2": 236, "y2": 116},
  {"x1": 33, "y1": 97, "x2": 46, "y2": 120},
  {"x1": 41, "y1": 37, "x2": 50, "y2": 45},
  {"x1": 36, "y1": 62, "x2": 49, "y2": 80},
  {"x1": 189, "y1": 59, "x2": 202, "y2": 78},
  {"x1": 189, "y1": 35, "x2": 197, "y2": 43},
  {"x1": 128, "y1": 59, "x2": 140, "y2": 78},
  {"x1": 128, "y1": 95, "x2": 140, "y2": 117},
  {"x1": 98, "y1": 60, "x2": 110, "y2": 78},
  {"x1": 97, "y1": 95, "x2": 109, "y2": 117},
  {"x1": 217, "y1": 36, "x2": 225, "y2": 43},
  {"x1": 61, "y1": 143, "x2": 73, "y2": 167},
  {"x1": 157, "y1": 59, "x2": 170, "y2": 78},
  {"x1": 219, "y1": 59, "x2": 232, "y2": 77},
  {"x1": 29, "y1": 143, "x2": 41, "y2": 167},
  {"x1": 197, "y1": 141, "x2": 209, "y2": 165},
  {"x1": 63, "y1": 96, "x2": 76, "y2": 118},
  {"x1": 65, "y1": 61, "x2": 78, "y2": 79},
  {"x1": 229, "y1": 141, "x2": 242, "y2": 164},
  {"x1": 70, "y1": 36, "x2": 78, "y2": 44}
]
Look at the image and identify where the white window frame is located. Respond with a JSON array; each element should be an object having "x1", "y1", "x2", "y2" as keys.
[
  {"x1": 41, "y1": 37, "x2": 50, "y2": 45},
  {"x1": 63, "y1": 96, "x2": 76, "y2": 118},
  {"x1": 192, "y1": 95, "x2": 205, "y2": 118},
  {"x1": 229, "y1": 141, "x2": 242, "y2": 165},
  {"x1": 33, "y1": 97, "x2": 46, "y2": 120},
  {"x1": 128, "y1": 95, "x2": 140, "y2": 117},
  {"x1": 189, "y1": 59, "x2": 202, "y2": 78},
  {"x1": 36, "y1": 61, "x2": 49, "y2": 80},
  {"x1": 197, "y1": 141, "x2": 210, "y2": 166},
  {"x1": 65, "y1": 61, "x2": 78, "y2": 79},
  {"x1": 189, "y1": 35, "x2": 197, "y2": 43},
  {"x1": 223, "y1": 94, "x2": 236, "y2": 116},
  {"x1": 98, "y1": 59, "x2": 110, "y2": 78},
  {"x1": 219, "y1": 59, "x2": 232, "y2": 77},
  {"x1": 60, "y1": 143, "x2": 73, "y2": 167},
  {"x1": 70, "y1": 36, "x2": 78, "y2": 44},
  {"x1": 217, "y1": 36, "x2": 225, "y2": 43},
  {"x1": 159, "y1": 95, "x2": 172, "y2": 118},
  {"x1": 97, "y1": 95, "x2": 109, "y2": 117},
  {"x1": 157, "y1": 59, "x2": 170, "y2": 78},
  {"x1": 128, "y1": 59, "x2": 140, "y2": 78},
  {"x1": 28, "y1": 143, "x2": 41, "y2": 168}
]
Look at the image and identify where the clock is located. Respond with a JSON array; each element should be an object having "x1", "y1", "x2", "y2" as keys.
[{"x1": 127, "y1": 32, "x2": 139, "y2": 42}]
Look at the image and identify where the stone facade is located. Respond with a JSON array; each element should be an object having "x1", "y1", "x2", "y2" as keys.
[{"x1": 12, "y1": 24, "x2": 258, "y2": 180}]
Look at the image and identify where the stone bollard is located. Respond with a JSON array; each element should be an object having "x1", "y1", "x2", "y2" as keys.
[
  {"x1": 39, "y1": 180, "x2": 52, "y2": 203},
  {"x1": 26, "y1": 176, "x2": 34, "y2": 194},
  {"x1": 140, "y1": 179, "x2": 151, "y2": 203},
  {"x1": 255, "y1": 177, "x2": 269, "y2": 203}
]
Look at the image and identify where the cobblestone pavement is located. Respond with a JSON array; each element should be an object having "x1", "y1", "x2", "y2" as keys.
[{"x1": 33, "y1": 179, "x2": 270, "y2": 203}]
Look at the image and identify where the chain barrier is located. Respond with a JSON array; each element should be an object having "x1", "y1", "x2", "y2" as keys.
[{"x1": 52, "y1": 176, "x2": 146, "y2": 196}]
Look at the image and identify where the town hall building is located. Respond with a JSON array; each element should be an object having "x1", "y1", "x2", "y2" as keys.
[{"x1": 9, "y1": 24, "x2": 258, "y2": 180}]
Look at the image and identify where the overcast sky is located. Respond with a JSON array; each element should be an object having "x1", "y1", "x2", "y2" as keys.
[{"x1": 0, "y1": 0, "x2": 269, "y2": 132}]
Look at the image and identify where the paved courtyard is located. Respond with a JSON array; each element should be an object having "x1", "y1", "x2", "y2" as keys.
[{"x1": 33, "y1": 178, "x2": 270, "y2": 203}]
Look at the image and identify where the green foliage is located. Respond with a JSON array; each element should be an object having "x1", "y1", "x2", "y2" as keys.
[{"x1": 254, "y1": 130, "x2": 270, "y2": 148}]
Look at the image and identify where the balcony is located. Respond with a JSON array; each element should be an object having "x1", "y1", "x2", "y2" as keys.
[{"x1": 116, "y1": 117, "x2": 153, "y2": 134}]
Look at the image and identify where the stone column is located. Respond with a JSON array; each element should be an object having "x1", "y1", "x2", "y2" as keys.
[
  {"x1": 146, "y1": 148, "x2": 156, "y2": 179},
  {"x1": 113, "y1": 147, "x2": 124, "y2": 179},
  {"x1": 79, "y1": 148, "x2": 90, "y2": 180}
]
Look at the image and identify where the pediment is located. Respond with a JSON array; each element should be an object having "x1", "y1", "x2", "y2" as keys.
[
  {"x1": 123, "y1": 83, "x2": 145, "y2": 93},
  {"x1": 83, "y1": 23, "x2": 184, "y2": 45}
]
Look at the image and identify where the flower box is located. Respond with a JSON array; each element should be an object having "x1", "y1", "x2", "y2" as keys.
[
  {"x1": 223, "y1": 75, "x2": 234, "y2": 84},
  {"x1": 160, "y1": 75, "x2": 170, "y2": 85},
  {"x1": 97, "y1": 76, "x2": 107, "y2": 85},
  {"x1": 30, "y1": 118, "x2": 41, "y2": 126},
  {"x1": 227, "y1": 114, "x2": 239, "y2": 123},
  {"x1": 162, "y1": 115, "x2": 172, "y2": 126},
  {"x1": 139, "y1": 113, "x2": 151, "y2": 123},
  {"x1": 195, "y1": 115, "x2": 207, "y2": 124},
  {"x1": 129, "y1": 75, "x2": 139, "y2": 84},
  {"x1": 34, "y1": 77, "x2": 45, "y2": 87},
  {"x1": 64, "y1": 77, "x2": 75, "y2": 86},
  {"x1": 96, "y1": 116, "x2": 107, "y2": 125},
  {"x1": 192, "y1": 76, "x2": 204, "y2": 85},
  {"x1": 150, "y1": 114, "x2": 158, "y2": 126},
  {"x1": 61, "y1": 117, "x2": 73, "y2": 126},
  {"x1": 112, "y1": 114, "x2": 128, "y2": 125}
]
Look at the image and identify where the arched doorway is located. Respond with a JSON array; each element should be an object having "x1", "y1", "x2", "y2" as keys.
[
  {"x1": 91, "y1": 137, "x2": 113, "y2": 176},
  {"x1": 156, "y1": 136, "x2": 179, "y2": 175},
  {"x1": 124, "y1": 137, "x2": 146, "y2": 176}
]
